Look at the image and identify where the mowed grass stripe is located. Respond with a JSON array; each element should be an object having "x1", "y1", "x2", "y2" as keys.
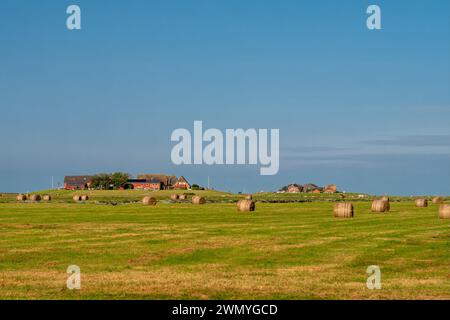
[{"x1": 0, "y1": 201, "x2": 448, "y2": 299}]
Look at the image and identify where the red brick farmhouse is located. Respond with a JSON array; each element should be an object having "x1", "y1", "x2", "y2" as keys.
[
  {"x1": 64, "y1": 174, "x2": 191, "y2": 191},
  {"x1": 64, "y1": 176, "x2": 93, "y2": 190}
]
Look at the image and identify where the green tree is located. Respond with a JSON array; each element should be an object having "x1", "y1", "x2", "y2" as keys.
[
  {"x1": 91, "y1": 173, "x2": 111, "y2": 190},
  {"x1": 111, "y1": 172, "x2": 130, "y2": 189}
]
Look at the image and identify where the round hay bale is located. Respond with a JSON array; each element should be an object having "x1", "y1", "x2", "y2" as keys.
[
  {"x1": 73, "y1": 195, "x2": 81, "y2": 202},
  {"x1": 333, "y1": 203, "x2": 354, "y2": 218},
  {"x1": 16, "y1": 194, "x2": 27, "y2": 201},
  {"x1": 81, "y1": 195, "x2": 89, "y2": 201},
  {"x1": 432, "y1": 196, "x2": 444, "y2": 204},
  {"x1": 245, "y1": 194, "x2": 253, "y2": 200},
  {"x1": 439, "y1": 204, "x2": 450, "y2": 219},
  {"x1": 42, "y1": 195, "x2": 51, "y2": 202},
  {"x1": 192, "y1": 196, "x2": 206, "y2": 205},
  {"x1": 29, "y1": 194, "x2": 41, "y2": 202},
  {"x1": 415, "y1": 198, "x2": 428, "y2": 208},
  {"x1": 381, "y1": 196, "x2": 390, "y2": 202},
  {"x1": 237, "y1": 199, "x2": 255, "y2": 212},
  {"x1": 142, "y1": 196, "x2": 157, "y2": 206},
  {"x1": 170, "y1": 194, "x2": 179, "y2": 201},
  {"x1": 179, "y1": 194, "x2": 187, "y2": 200},
  {"x1": 371, "y1": 200, "x2": 390, "y2": 213}
]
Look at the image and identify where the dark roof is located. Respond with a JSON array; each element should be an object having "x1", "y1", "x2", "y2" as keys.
[
  {"x1": 177, "y1": 176, "x2": 190, "y2": 184},
  {"x1": 64, "y1": 176, "x2": 93, "y2": 186},
  {"x1": 303, "y1": 183, "x2": 318, "y2": 189},
  {"x1": 147, "y1": 178, "x2": 163, "y2": 184},
  {"x1": 128, "y1": 178, "x2": 162, "y2": 184},
  {"x1": 137, "y1": 174, "x2": 177, "y2": 185}
]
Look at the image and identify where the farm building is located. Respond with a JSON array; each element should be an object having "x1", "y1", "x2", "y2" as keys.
[
  {"x1": 127, "y1": 178, "x2": 163, "y2": 190},
  {"x1": 129, "y1": 174, "x2": 191, "y2": 190},
  {"x1": 324, "y1": 184, "x2": 337, "y2": 193},
  {"x1": 173, "y1": 176, "x2": 191, "y2": 189},
  {"x1": 287, "y1": 184, "x2": 302, "y2": 193},
  {"x1": 64, "y1": 173, "x2": 191, "y2": 191},
  {"x1": 137, "y1": 174, "x2": 177, "y2": 188},
  {"x1": 303, "y1": 184, "x2": 319, "y2": 192},
  {"x1": 64, "y1": 176, "x2": 93, "y2": 190},
  {"x1": 280, "y1": 183, "x2": 338, "y2": 194}
]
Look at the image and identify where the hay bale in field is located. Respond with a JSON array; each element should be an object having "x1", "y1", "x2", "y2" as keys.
[
  {"x1": 30, "y1": 194, "x2": 41, "y2": 202},
  {"x1": 142, "y1": 196, "x2": 157, "y2": 206},
  {"x1": 439, "y1": 204, "x2": 450, "y2": 219},
  {"x1": 170, "y1": 194, "x2": 179, "y2": 201},
  {"x1": 237, "y1": 199, "x2": 255, "y2": 212},
  {"x1": 16, "y1": 194, "x2": 27, "y2": 201},
  {"x1": 371, "y1": 200, "x2": 390, "y2": 213},
  {"x1": 245, "y1": 194, "x2": 253, "y2": 200},
  {"x1": 81, "y1": 195, "x2": 89, "y2": 201},
  {"x1": 179, "y1": 194, "x2": 187, "y2": 200},
  {"x1": 73, "y1": 195, "x2": 81, "y2": 202},
  {"x1": 415, "y1": 198, "x2": 428, "y2": 208},
  {"x1": 432, "y1": 196, "x2": 444, "y2": 204},
  {"x1": 42, "y1": 195, "x2": 51, "y2": 201},
  {"x1": 143, "y1": 196, "x2": 157, "y2": 205},
  {"x1": 192, "y1": 196, "x2": 206, "y2": 205},
  {"x1": 333, "y1": 203, "x2": 354, "y2": 218}
]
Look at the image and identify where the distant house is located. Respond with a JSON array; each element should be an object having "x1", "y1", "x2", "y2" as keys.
[
  {"x1": 303, "y1": 184, "x2": 319, "y2": 192},
  {"x1": 64, "y1": 173, "x2": 191, "y2": 191},
  {"x1": 287, "y1": 184, "x2": 302, "y2": 193},
  {"x1": 127, "y1": 178, "x2": 162, "y2": 190},
  {"x1": 64, "y1": 176, "x2": 93, "y2": 190},
  {"x1": 137, "y1": 174, "x2": 177, "y2": 189},
  {"x1": 280, "y1": 183, "x2": 334, "y2": 194},
  {"x1": 128, "y1": 174, "x2": 190, "y2": 190},
  {"x1": 173, "y1": 176, "x2": 191, "y2": 190},
  {"x1": 324, "y1": 184, "x2": 337, "y2": 193}
]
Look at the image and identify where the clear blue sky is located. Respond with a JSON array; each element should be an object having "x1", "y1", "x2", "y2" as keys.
[{"x1": 0, "y1": 0, "x2": 449, "y2": 195}]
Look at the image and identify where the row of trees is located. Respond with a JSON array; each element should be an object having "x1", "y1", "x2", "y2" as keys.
[{"x1": 91, "y1": 172, "x2": 130, "y2": 190}]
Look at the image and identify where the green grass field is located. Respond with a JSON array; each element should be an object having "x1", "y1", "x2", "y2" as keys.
[{"x1": 0, "y1": 191, "x2": 448, "y2": 299}]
